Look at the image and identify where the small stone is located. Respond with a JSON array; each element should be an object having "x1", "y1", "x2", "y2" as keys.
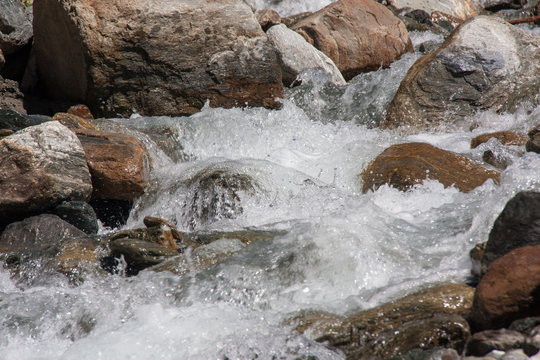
[
  {"x1": 466, "y1": 329, "x2": 526, "y2": 357},
  {"x1": 471, "y1": 131, "x2": 529, "y2": 149},
  {"x1": 66, "y1": 104, "x2": 94, "y2": 120},
  {"x1": 52, "y1": 112, "x2": 99, "y2": 133},
  {"x1": 255, "y1": 9, "x2": 281, "y2": 31},
  {"x1": 526, "y1": 125, "x2": 540, "y2": 154}
]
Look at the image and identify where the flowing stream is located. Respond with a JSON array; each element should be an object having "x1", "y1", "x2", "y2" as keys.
[{"x1": 1, "y1": 12, "x2": 540, "y2": 360}]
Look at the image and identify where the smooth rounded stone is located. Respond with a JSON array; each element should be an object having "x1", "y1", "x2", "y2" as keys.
[
  {"x1": 0, "y1": 214, "x2": 86, "y2": 252},
  {"x1": 473, "y1": 244, "x2": 540, "y2": 330},
  {"x1": 361, "y1": 142, "x2": 500, "y2": 193},
  {"x1": 509, "y1": 317, "x2": 540, "y2": 335},
  {"x1": 106, "y1": 227, "x2": 179, "y2": 251},
  {"x1": 466, "y1": 329, "x2": 526, "y2": 357},
  {"x1": 255, "y1": 9, "x2": 281, "y2": 31},
  {"x1": 51, "y1": 112, "x2": 99, "y2": 133},
  {"x1": 0, "y1": 0, "x2": 32, "y2": 55},
  {"x1": 0, "y1": 108, "x2": 42, "y2": 131},
  {"x1": 0, "y1": 76, "x2": 26, "y2": 114},
  {"x1": 266, "y1": 24, "x2": 346, "y2": 86},
  {"x1": 149, "y1": 238, "x2": 246, "y2": 275},
  {"x1": 387, "y1": 0, "x2": 482, "y2": 20},
  {"x1": 383, "y1": 16, "x2": 540, "y2": 132},
  {"x1": 51, "y1": 201, "x2": 99, "y2": 235},
  {"x1": 44, "y1": 236, "x2": 102, "y2": 279},
  {"x1": 66, "y1": 104, "x2": 94, "y2": 120},
  {"x1": 471, "y1": 131, "x2": 529, "y2": 149},
  {"x1": 291, "y1": 0, "x2": 413, "y2": 80},
  {"x1": 481, "y1": 191, "x2": 540, "y2": 274},
  {"x1": 77, "y1": 129, "x2": 150, "y2": 201},
  {"x1": 0, "y1": 122, "x2": 92, "y2": 222},
  {"x1": 482, "y1": 149, "x2": 512, "y2": 171},
  {"x1": 295, "y1": 283, "x2": 474, "y2": 359},
  {"x1": 526, "y1": 125, "x2": 540, "y2": 154},
  {"x1": 33, "y1": 0, "x2": 283, "y2": 117},
  {"x1": 523, "y1": 325, "x2": 540, "y2": 357},
  {"x1": 143, "y1": 216, "x2": 197, "y2": 249}
]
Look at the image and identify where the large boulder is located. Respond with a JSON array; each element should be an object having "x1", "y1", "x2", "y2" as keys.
[
  {"x1": 266, "y1": 24, "x2": 346, "y2": 86},
  {"x1": 0, "y1": 0, "x2": 33, "y2": 55},
  {"x1": 33, "y1": 0, "x2": 283, "y2": 117},
  {"x1": 0, "y1": 122, "x2": 92, "y2": 223},
  {"x1": 77, "y1": 129, "x2": 150, "y2": 201},
  {"x1": 361, "y1": 142, "x2": 500, "y2": 193},
  {"x1": 387, "y1": 0, "x2": 482, "y2": 21},
  {"x1": 472, "y1": 245, "x2": 540, "y2": 330},
  {"x1": 291, "y1": 0, "x2": 413, "y2": 80},
  {"x1": 383, "y1": 16, "x2": 540, "y2": 132},
  {"x1": 481, "y1": 191, "x2": 540, "y2": 274},
  {"x1": 295, "y1": 283, "x2": 474, "y2": 359}
]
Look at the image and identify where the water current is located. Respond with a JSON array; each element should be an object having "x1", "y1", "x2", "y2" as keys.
[{"x1": 1, "y1": 5, "x2": 540, "y2": 359}]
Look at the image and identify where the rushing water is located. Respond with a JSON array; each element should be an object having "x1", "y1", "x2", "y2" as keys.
[{"x1": 1, "y1": 13, "x2": 540, "y2": 360}]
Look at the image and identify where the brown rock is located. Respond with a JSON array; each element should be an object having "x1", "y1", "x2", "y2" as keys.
[
  {"x1": 255, "y1": 9, "x2": 281, "y2": 31},
  {"x1": 67, "y1": 104, "x2": 95, "y2": 120},
  {"x1": 52, "y1": 112, "x2": 100, "y2": 133},
  {"x1": 465, "y1": 329, "x2": 526, "y2": 357},
  {"x1": 295, "y1": 283, "x2": 474, "y2": 359},
  {"x1": 46, "y1": 237, "x2": 100, "y2": 275},
  {"x1": 361, "y1": 142, "x2": 500, "y2": 193},
  {"x1": 526, "y1": 125, "x2": 540, "y2": 154},
  {"x1": 0, "y1": 76, "x2": 26, "y2": 114},
  {"x1": 77, "y1": 129, "x2": 150, "y2": 201},
  {"x1": 0, "y1": 48, "x2": 4, "y2": 70},
  {"x1": 471, "y1": 131, "x2": 529, "y2": 148},
  {"x1": 291, "y1": 0, "x2": 413, "y2": 80},
  {"x1": 33, "y1": 0, "x2": 283, "y2": 117},
  {"x1": 281, "y1": 12, "x2": 312, "y2": 28},
  {"x1": 472, "y1": 245, "x2": 540, "y2": 330}
]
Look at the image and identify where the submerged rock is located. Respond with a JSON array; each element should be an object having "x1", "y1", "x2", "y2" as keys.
[
  {"x1": 471, "y1": 131, "x2": 529, "y2": 149},
  {"x1": 266, "y1": 24, "x2": 346, "y2": 86},
  {"x1": 291, "y1": 0, "x2": 413, "y2": 80},
  {"x1": 473, "y1": 244, "x2": 540, "y2": 330},
  {"x1": 0, "y1": 122, "x2": 92, "y2": 223},
  {"x1": 526, "y1": 125, "x2": 540, "y2": 154},
  {"x1": 361, "y1": 142, "x2": 500, "y2": 193},
  {"x1": 481, "y1": 191, "x2": 540, "y2": 274},
  {"x1": 384, "y1": 16, "x2": 540, "y2": 132},
  {"x1": 294, "y1": 283, "x2": 474, "y2": 359},
  {"x1": 33, "y1": 0, "x2": 283, "y2": 117},
  {"x1": 77, "y1": 129, "x2": 150, "y2": 201}
]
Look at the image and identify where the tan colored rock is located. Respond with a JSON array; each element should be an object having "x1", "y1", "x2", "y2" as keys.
[
  {"x1": 77, "y1": 129, "x2": 150, "y2": 201},
  {"x1": 67, "y1": 104, "x2": 95, "y2": 120},
  {"x1": 291, "y1": 0, "x2": 413, "y2": 80},
  {"x1": 361, "y1": 142, "x2": 500, "y2": 193},
  {"x1": 295, "y1": 283, "x2": 474, "y2": 359},
  {"x1": 473, "y1": 245, "x2": 540, "y2": 330},
  {"x1": 52, "y1": 112, "x2": 100, "y2": 133},
  {"x1": 0, "y1": 122, "x2": 92, "y2": 221},
  {"x1": 33, "y1": 0, "x2": 283, "y2": 117},
  {"x1": 388, "y1": 0, "x2": 482, "y2": 21},
  {"x1": 471, "y1": 131, "x2": 529, "y2": 148},
  {"x1": 384, "y1": 16, "x2": 540, "y2": 132},
  {"x1": 255, "y1": 9, "x2": 281, "y2": 31}
]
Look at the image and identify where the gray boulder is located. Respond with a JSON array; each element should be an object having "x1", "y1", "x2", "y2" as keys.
[
  {"x1": 33, "y1": 0, "x2": 283, "y2": 117},
  {"x1": 266, "y1": 24, "x2": 346, "y2": 86},
  {"x1": 0, "y1": 121, "x2": 92, "y2": 222},
  {"x1": 0, "y1": 0, "x2": 33, "y2": 55},
  {"x1": 387, "y1": 0, "x2": 482, "y2": 20},
  {"x1": 384, "y1": 16, "x2": 540, "y2": 132}
]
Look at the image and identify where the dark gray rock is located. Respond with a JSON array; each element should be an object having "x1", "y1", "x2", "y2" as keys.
[
  {"x1": 51, "y1": 201, "x2": 99, "y2": 235},
  {"x1": 0, "y1": 76, "x2": 26, "y2": 114},
  {"x1": 0, "y1": 0, "x2": 33, "y2": 55},
  {"x1": 526, "y1": 125, "x2": 540, "y2": 154},
  {"x1": 465, "y1": 329, "x2": 526, "y2": 357},
  {"x1": 0, "y1": 109, "x2": 43, "y2": 131},
  {"x1": 0, "y1": 214, "x2": 86, "y2": 251},
  {"x1": 481, "y1": 191, "x2": 540, "y2": 274}
]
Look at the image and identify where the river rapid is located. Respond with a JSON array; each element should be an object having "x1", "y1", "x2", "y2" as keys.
[{"x1": 1, "y1": 4, "x2": 540, "y2": 359}]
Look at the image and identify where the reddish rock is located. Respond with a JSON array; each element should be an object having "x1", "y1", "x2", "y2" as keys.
[
  {"x1": 67, "y1": 104, "x2": 94, "y2": 120},
  {"x1": 471, "y1": 131, "x2": 529, "y2": 148},
  {"x1": 472, "y1": 245, "x2": 540, "y2": 330},
  {"x1": 0, "y1": 49, "x2": 4, "y2": 70},
  {"x1": 291, "y1": 0, "x2": 413, "y2": 80},
  {"x1": 255, "y1": 9, "x2": 281, "y2": 31},
  {"x1": 77, "y1": 129, "x2": 150, "y2": 201},
  {"x1": 33, "y1": 0, "x2": 283, "y2": 117},
  {"x1": 361, "y1": 142, "x2": 500, "y2": 193},
  {"x1": 52, "y1": 112, "x2": 100, "y2": 133}
]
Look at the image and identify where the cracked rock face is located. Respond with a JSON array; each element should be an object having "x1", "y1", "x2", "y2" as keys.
[
  {"x1": 383, "y1": 16, "x2": 540, "y2": 132},
  {"x1": 33, "y1": 0, "x2": 283, "y2": 117}
]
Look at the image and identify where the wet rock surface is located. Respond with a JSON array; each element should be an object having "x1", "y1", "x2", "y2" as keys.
[
  {"x1": 291, "y1": 0, "x2": 413, "y2": 80},
  {"x1": 384, "y1": 16, "x2": 540, "y2": 132},
  {"x1": 361, "y1": 142, "x2": 500, "y2": 193},
  {"x1": 50, "y1": 201, "x2": 99, "y2": 235},
  {"x1": 33, "y1": 0, "x2": 283, "y2": 117},
  {"x1": 526, "y1": 125, "x2": 540, "y2": 154},
  {"x1": 471, "y1": 131, "x2": 529, "y2": 149}
]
